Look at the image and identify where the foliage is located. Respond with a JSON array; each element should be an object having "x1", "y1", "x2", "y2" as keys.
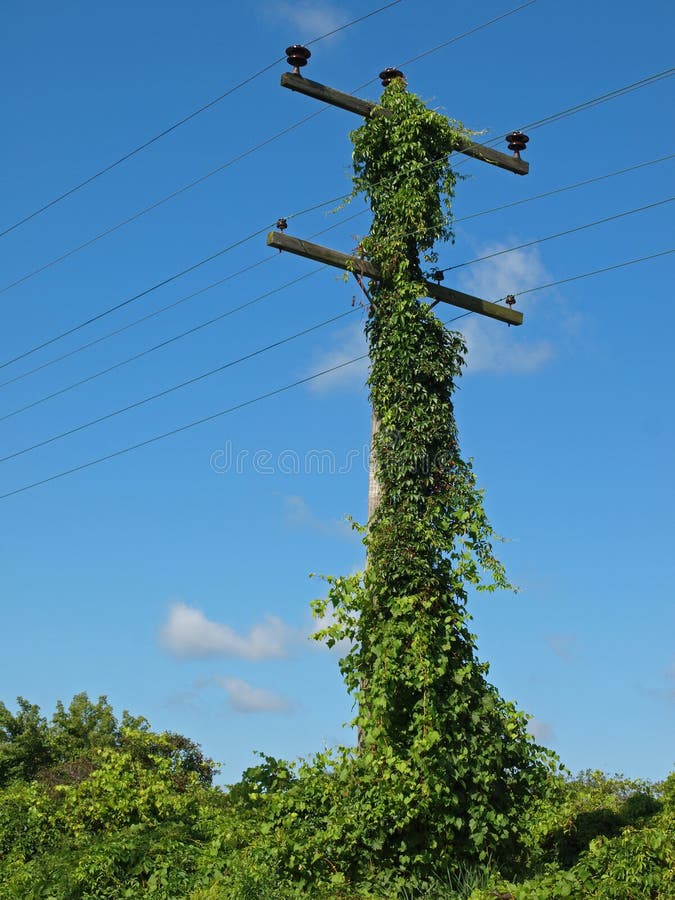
[
  {"x1": 311, "y1": 76, "x2": 555, "y2": 882},
  {"x1": 522, "y1": 769, "x2": 664, "y2": 869},
  {"x1": 0, "y1": 697, "x2": 53, "y2": 786},
  {"x1": 0, "y1": 692, "x2": 216, "y2": 794},
  {"x1": 466, "y1": 771, "x2": 673, "y2": 899},
  {"x1": 0, "y1": 695, "x2": 672, "y2": 898},
  {"x1": 1, "y1": 82, "x2": 671, "y2": 899}
]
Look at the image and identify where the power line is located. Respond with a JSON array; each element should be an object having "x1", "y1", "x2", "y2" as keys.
[
  {"x1": 0, "y1": 257, "x2": 275, "y2": 394},
  {"x1": 0, "y1": 267, "x2": 325, "y2": 418},
  {"x1": 0, "y1": 112, "x2": 323, "y2": 300},
  {"x1": 315, "y1": 153, "x2": 675, "y2": 246},
  {"x1": 353, "y1": 0, "x2": 539, "y2": 91},
  {"x1": 3, "y1": 246, "x2": 673, "y2": 502},
  {"x1": 0, "y1": 213, "x2": 358, "y2": 395},
  {"x1": 0, "y1": 308, "x2": 356, "y2": 464},
  {"x1": 0, "y1": 226, "x2": 272, "y2": 372},
  {"x1": 11, "y1": 181, "x2": 657, "y2": 420},
  {"x1": 452, "y1": 154, "x2": 675, "y2": 225},
  {"x1": 447, "y1": 66, "x2": 675, "y2": 170},
  {"x1": 519, "y1": 67, "x2": 675, "y2": 133},
  {"x1": 282, "y1": 71, "x2": 675, "y2": 244},
  {"x1": 4, "y1": 175, "x2": 669, "y2": 394},
  {"x1": 0, "y1": 2, "x2": 539, "y2": 301},
  {"x1": 439, "y1": 248, "x2": 675, "y2": 326},
  {"x1": 0, "y1": 1, "x2": 404, "y2": 241},
  {"x1": 514, "y1": 248, "x2": 675, "y2": 298},
  {"x1": 439, "y1": 195, "x2": 675, "y2": 274},
  {"x1": 0, "y1": 355, "x2": 368, "y2": 502},
  {"x1": 3, "y1": 51, "x2": 670, "y2": 381}
]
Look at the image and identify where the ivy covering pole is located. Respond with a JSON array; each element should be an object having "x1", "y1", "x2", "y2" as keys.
[{"x1": 269, "y1": 57, "x2": 554, "y2": 885}]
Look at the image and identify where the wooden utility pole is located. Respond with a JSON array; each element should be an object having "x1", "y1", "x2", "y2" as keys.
[
  {"x1": 273, "y1": 50, "x2": 533, "y2": 755},
  {"x1": 269, "y1": 48, "x2": 530, "y2": 532}
]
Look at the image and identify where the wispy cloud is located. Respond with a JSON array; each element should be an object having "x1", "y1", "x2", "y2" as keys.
[
  {"x1": 528, "y1": 717, "x2": 554, "y2": 744},
  {"x1": 458, "y1": 315, "x2": 554, "y2": 374},
  {"x1": 261, "y1": 1, "x2": 346, "y2": 40},
  {"x1": 160, "y1": 602, "x2": 299, "y2": 660},
  {"x1": 457, "y1": 243, "x2": 550, "y2": 301},
  {"x1": 164, "y1": 689, "x2": 203, "y2": 713},
  {"x1": 284, "y1": 494, "x2": 355, "y2": 538},
  {"x1": 310, "y1": 604, "x2": 356, "y2": 655},
  {"x1": 639, "y1": 661, "x2": 675, "y2": 704},
  {"x1": 307, "y1": 319, "x2": 368, "y2": 393},
  {"x1": 217, "y1": 676, "x2": 294, "y2": 714},
  {"x1": 452, "y1": 246, "x2": 555, "y2": 375},
  {"x1": 544, "y1": 633, "x2": 578, "y2": 663}
]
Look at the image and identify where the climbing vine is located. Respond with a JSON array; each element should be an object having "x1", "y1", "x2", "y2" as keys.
[{"x1": 311, "y1": 78, "x2": 555, "y2": 881}]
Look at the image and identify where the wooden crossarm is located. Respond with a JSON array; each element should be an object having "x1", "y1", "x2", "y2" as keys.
[
  {"x1": 280, "y1": 72, "x2": 529, "y2": 176},
  {"x1": 267, "y1": 231, "x2": 523, "y2": 325}
]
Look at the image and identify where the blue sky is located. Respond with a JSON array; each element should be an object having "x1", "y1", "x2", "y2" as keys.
[{"x1": 1, "y1": 0, "x2": 673, "y2": 784}]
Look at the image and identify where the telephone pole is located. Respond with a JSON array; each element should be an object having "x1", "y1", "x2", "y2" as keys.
[{"x1": 268, "y1": 46, "x2": 529, "y2": 530}]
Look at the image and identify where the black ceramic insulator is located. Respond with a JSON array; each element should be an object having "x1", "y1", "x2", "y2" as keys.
[
  {"x1": 379, "y1": 67, "x2": 405, "y2": 87},
  {"x1": 286, "y1": 45, "x2": 311, "y2": 69},
  {"x1": 505, "y1": 131, "x2": 530, "y2": 153}
]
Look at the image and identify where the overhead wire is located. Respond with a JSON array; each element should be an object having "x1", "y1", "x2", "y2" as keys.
[
  {"x1": 0, "y1": 354, "x2": 369, "y2": 501},
  {"x1": 0, "y1": 307, "x2": 358, "y2": 464},
  {"x1": 0, "y1": 0, "x2": 405, "y2": 241},
  {"x1": 438, "y1": 195, "x2": 675, "y2": 274},
  {"x1": 512, "y1": 247, "x2": 675, "y2": 299},
  {"x1": 3, "y1": 2, "x2": 661, "y2": 391},
  {"x1": 0, "y1": 10, "x2": 669, "y2": 498},
  {"x1": 0, "y1": 14, "x2": 669, "y2": 450},
  {"x1": 351, "y1": 0, "x2": 539, "y2": 92},
  {"x1": 289, "y1": 153, "x2": 675, "y2": 250},
  {"x1": 0, "y1": 211, "x2": 364, "y2": 397},
  {"x1": 0, "y1": 226, "x2": 274, "y2": 372},
  {"x1": 2, "y1": 168, "x2": 671, "y2": 404},
  {"x1": 0, "y1": 267, "x2": 325, "y2": 419},
  {"x1": 518, "y1": 67, "x2": 675, "y2": 133},
  {"x1": 4, "y1": 159, "x2": 668, "y2": 406},
  {"x1": 452, "y1": 154, "x2": 675, "y2": 225},
  {"x1": 3, "y1": 92, "x2": 670, "y2": 382},
  {"x1": 2, "y1": 37, "x2": 669, "y2": 313},
  {"x1": 0, "y1": 116, "x2": 322, "y2": 300},
  {"x1": 1, "y1": 247, "x2": 672, "y2": 503},
  {"x1": 0, "y1": 0, "x2": 539, "y2": 301},
  {"x1": 0, "y1": 257, "x2": 274, "y2": 393},
  {"x1": 437, "y1": 248, "x2": 675, "y2": 326}
]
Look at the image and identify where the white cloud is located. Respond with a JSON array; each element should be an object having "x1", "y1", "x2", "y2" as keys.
[
  {"x1": 160, "y1": 602, "x2": 298, "y2": 660},
  {"x1": 307, "y1": 319, "x2": 368, "y2": 393},
  {"x1": 310, "y1": 605, "x2": 355, "y2": 655},
  {"x1": 284, "y1": 494, "x2": 354, "y2": 538},
  {"x1": 458, "y1": 316, "x2": 553, "y2": 374},
  {"x1": 451, "y1": 246, "x2": 555, "y2": 375},
  {"x1": 217, "y1": 676, "x2": 294, "y2": 714},
  {"x1": 528, "y1": 717, "x2": 554, "y2": 744},
  {"x1": 457, "y1": 244, "x2": 550, "y2": 301},
  {"x1": 262, "y1": 1, "x2": 346, "y2": 40},
  {"x1": 165, "y1": 689, "x2": 202, "y2": 713},
  {"x1": 544, "y1": 633, "x2": 578, "y2": 663}
]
